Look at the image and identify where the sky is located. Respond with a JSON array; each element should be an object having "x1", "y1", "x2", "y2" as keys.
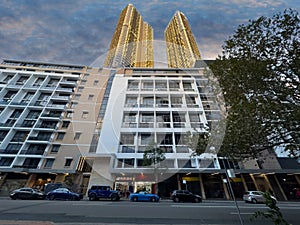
[{"x1": 0, "y1": 0, "x2": 299, "y2": 66}]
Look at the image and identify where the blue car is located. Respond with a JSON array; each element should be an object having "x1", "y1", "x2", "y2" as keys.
[
  {"x1": 46, "y1": 188, "x2": 83, "y2": 201},
  {"x1": 129, "y1": 191, "x2": 160, "y2": 202}
]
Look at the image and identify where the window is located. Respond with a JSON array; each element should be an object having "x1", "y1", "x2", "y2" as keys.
[
  {"x1": 56, "y1": 132, "x2": 65, "y2": 140},
  {"x1": 0, "y1": 157, "x2": 14, "y2": 166},
  {"x1": 3, "y1": 91, "x2": 17, "y2": 102},
  {"x1": 74, "y1": 94, "x2": 81, "y2": 100},
  {"x1": 71, "y1": 102, "x2": 78, "y2": 109},
  {"x1": 80, "y1": 80, "x2": 86, "y2": 85},
  {"x1": 140, "y1": 133, "x2": 154, "y2": 145},
  {"x1": 120, "y1": 133, "x2": 135, "y2": 145},
  {"x1": 93, "y1": 80, "x2": 99, "y2": 86},
  {"x1": 61, "y1": 121, "x2": 70, "y2": 128},
  {"x1": 12, "y1": 131, "x2": 29, "y2": 142},
  {"x1": 78, "y1": 87, "x2": 84, "y2": 92},
  {"x1": 26, "y1": 110, "x2": 41, "y2": 119},
  {"x1": 74, "y1": 132, "x2": 81, "y2": 140},
  {"x1": 51, "y1": 145, "x2": 60, "y2": 153},
  {"x1": 47, "y1": 78, "x2": 59, "y2": 87},
  {"x1": 82, "y1": 111, "x2": 88, "y2": 119},
  {"x1": 88, "y1": 95, "x2": 94, "y2": 100},
  {"x1": 64, "y1": 158, "x2": 73, "y2": 167},
  {"x1": 44, "y1": 159, "x2": 54, "y2": 168},
  {"x1": 0, "y1": 131, "x2": 8, "y2": 141},
  {"x1": 33, "y1": 77, "x2": 44, "y2": 86},
  {"x1": 21, "y1": 92, "x2": 34, "y2": 103},
  {"x1": 66, "y1": 112, "x2": 73, "y2": 118},
  {"x1": 16, "y1": 76, "x2": 29, "y2": 85}
]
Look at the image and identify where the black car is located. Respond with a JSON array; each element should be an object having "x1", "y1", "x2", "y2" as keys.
[
  {"x1": 10, "y1": 187, "x2": 46, "y2": 200},
  {"x1": 171, "y1": 190, "x2": 202, "y2": 203}
]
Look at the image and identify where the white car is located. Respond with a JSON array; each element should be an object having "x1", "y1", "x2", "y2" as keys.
[{"x1": 243, "y1": 191, "x2": 277, "y2": 204}]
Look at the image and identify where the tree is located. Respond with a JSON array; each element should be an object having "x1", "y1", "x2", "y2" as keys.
[
  {"x1": 142, "y1": 142, "x2": 166, "y2": 194},
  {"x1": 184, "y1": 130, "x2": 210, "y2": 156},
  {"x1": 210, "y1": 9, "x2": 300, "y2": 160},
  {"x1": 251, "y1": 192, "x2": 291, "y2": 225}
]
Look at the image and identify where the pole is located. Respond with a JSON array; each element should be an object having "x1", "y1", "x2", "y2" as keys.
[{"x1": 225, "y1": 169, "x2": 244, "y2": 225}]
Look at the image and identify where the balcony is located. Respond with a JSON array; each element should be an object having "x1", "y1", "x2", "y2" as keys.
[
  {"x1": 124, "y1": 103, "x2": 138, "y2": 108},
  {"x1": 122, "y1": 122, "x2": 137, "y2": 128},
  {"x1": 12, "y1": 165, "x2": 38, "y2": 169},
  {"x1": 19, "y1": 150, "x2": 45, "y2": 155},
  {"x1": 60, "y1": 80, "x2": 77, "y2": 86},
  {"x1": 139, "y1": 123, "x2": 154, "y2": 128},
  {"x1": 0, "y1": 149, "x2": 20, "y2": 154},
  {"x1": 27, "y1": 136, "x2": 51, "y2": 142},
  {"x1": 156, "y1": 122, "x2": 171, "y2": 128},
  {"x1": 119, "y1": 146, "x2": 135, "y2": 153}
]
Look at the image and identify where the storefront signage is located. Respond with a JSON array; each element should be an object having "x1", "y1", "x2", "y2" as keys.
[{"x1": 182, "y1": 177, "x2": 200, "y2": 182}]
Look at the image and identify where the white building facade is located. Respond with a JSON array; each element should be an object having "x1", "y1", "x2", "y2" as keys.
[{"x1": 89, "y1": 67, "x2": 223, "y2": 195}]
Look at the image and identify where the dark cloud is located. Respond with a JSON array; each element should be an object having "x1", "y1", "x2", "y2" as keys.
[{"x1": 0, "y1": 0, "x2": 298, "y2": 65}]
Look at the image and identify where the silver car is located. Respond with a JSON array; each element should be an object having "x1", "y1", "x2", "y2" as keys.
[{"x1": 243, "y1": 191, "x2": 277, "y2": 204}]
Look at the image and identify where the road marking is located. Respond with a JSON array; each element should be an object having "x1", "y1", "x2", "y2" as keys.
[{"x1": 230, "y1": 212, "x2": 253, "y2": 215}]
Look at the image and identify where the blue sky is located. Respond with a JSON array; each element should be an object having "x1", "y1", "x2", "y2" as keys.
[{"x1": 0, "y1": 0, "x2": 299, "y2": 66}]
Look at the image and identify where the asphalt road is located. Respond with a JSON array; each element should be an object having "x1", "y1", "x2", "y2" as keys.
[{"x1": 0, "y1": 197, "x2": 299, "y2": 225}]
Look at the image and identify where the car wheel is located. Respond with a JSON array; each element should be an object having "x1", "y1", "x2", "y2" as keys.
[
  {"x1": 252, "y1": 198, "x2": 258, "y2": 204},
  {"x1": 150, "y1": 197, "x2": 156, "y2": 202},
  {"x1": 194, "y1": 198, "x2": 201, "y2": 203},
  {"x1": 11, "y1": 196, "x2": 17, "y2": 200},
  {"x1": 49, "y1": 195, "x2": 55, "y2": 200},
  {"x1": 174, "y1": 197, "x2": 180, "y2": 203},
  {"x1": 89, "y1": 193, "x2": 97, "y2": 201},
  {"x1": 111, "y1": 194, "x2": 118, "y2": 201},
  {"x1": 133, "y1": 196, "x2": 138, "y2": 202},
  {"x1": 71, "y1": 195, "x2": 77, "y2": 201}
]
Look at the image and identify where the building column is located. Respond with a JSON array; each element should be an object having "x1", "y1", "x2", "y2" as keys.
[
  {"x1": 221, "y1": 174, "x2": 230, "y2": 200},
  {"x1": 274, "y1": 175, "x2": 288, "y2": 201},
  {"x1": 294, "y1": 174, "x2": 300, "y2": 186},
  {"x1": 240, "y1": 174, "x2": 248, "y2": 192},
  {"x1": 26, "y1": 174, "x2": 37, "y2": 187},
  {"x1": 250, "y1": 174, "x2": 259, "y2": 190},
  {"x1": 198, "y1": 173, "x2": 206, "y2": 200},
  {"x1": 0, "y1": 173, "x2": 7, "y2": 188},
  {"x1": 263, "y1": 174, "x2": 274, "y2": 193},
  {"x1": 177, "y1": 174, "x2": 181, "y2": 190}
]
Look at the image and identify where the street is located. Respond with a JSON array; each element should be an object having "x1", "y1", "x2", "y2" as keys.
[{"x1": 0, "y1": 198, "x2": 299, "y2": 225}]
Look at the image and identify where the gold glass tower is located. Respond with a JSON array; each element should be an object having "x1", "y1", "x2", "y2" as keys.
[
  {"x1": 104, "y1": 4, "x2": 154, "y2": 68},
  {"x1": 165, "y1": 11, "x2": 201, "y2": 68}
]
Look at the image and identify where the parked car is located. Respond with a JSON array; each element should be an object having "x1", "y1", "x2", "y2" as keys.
[
  {"x1": 10, "y1": 187, "x2": 45, "y2": 200},
  {"x1": 243, "y1": 191, "x2": 277, "y2": 204},
  {"x1": 46, "y1": 188, "x2": 83, "y2": 201},
  {"x1": 129, "y1": 191, "x2": 160, "y2": 202},
  {"x1": 171, "y1": 190, "x2": 202, "y2": 203},
  {"x1": 87, "y1": 185, "x2": 121, "y2": 201}
]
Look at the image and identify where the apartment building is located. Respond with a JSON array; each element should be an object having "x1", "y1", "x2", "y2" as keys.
[{"x1": 0, "y1": 59, "x2": 110, "y2": 195}]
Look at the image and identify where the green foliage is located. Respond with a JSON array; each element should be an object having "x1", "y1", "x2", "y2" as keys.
[
  {"x1": 184, "y1": 130, "x2": 210, "y2": 156},
  {"x1": 142, "y1": 142, "x2": 166, "y2": 167},
  {"x1": 251, "y1": 192, "x2": 291, "y2": 225},
  {"x1": 210, "y1": 9, "x2": 300, "y2": 159}
]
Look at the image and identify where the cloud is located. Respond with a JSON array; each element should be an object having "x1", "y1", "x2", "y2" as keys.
[{"x1": 0, "y1": 0, "x2": 298, "y2": 64}]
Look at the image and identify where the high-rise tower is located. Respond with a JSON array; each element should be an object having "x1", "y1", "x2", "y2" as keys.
[
  {"x1": 104, "y1": 4, "x2": 154, "y2": 68},
  {"x1": 165, "y1": 11, "x2": 201, "y2": 68}
]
